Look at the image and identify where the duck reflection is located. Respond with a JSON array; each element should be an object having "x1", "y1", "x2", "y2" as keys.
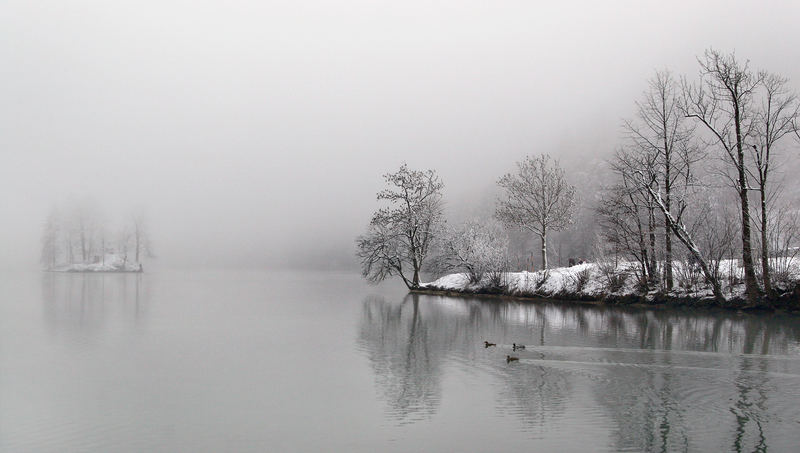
[{"x1": 40, "y1": 272, "x2": 150, "y2": 344}]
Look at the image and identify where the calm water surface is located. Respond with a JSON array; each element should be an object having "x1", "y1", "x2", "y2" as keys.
[{"x1": 2, "y1": 270, "x2": 800, "y2": 452}]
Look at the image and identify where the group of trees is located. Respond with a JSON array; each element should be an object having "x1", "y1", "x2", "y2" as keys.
[
  {"x1": 41, "y1": 202, "x2": 153, "y2": 269},
  {"x1": 357, "y1": 158, "x2": 576, "y2": 290},
  {"x1": 358, "y1": 49, "x2": 800, "y2": 304},
  {"x1": 600, "y1": 49, "x2": 800, "y2": 303}
]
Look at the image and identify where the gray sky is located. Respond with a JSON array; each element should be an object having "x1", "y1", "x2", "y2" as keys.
[{"x1": 2, "y1": 0, "x2": 799, "y2": 269}]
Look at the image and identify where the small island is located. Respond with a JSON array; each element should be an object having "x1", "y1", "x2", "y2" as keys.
[{"x1": 41, "y1": 201, "x2": 152, "y2": 273}]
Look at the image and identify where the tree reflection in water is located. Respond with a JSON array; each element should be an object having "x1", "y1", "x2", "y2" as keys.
[
  {"x1": 358, "y1": 293, "x2": 800, "y2": 450},
  {"x1": 40, "y1": 272, "x2": 149, "y2": 343},
  {"x1": 357, "y1": 294, "x2": 444, "y2": 424}
]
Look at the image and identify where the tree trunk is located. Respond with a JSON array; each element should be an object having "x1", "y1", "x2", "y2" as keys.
[
  {"x1": 760, "y1": 188, "x2": 772, "y2": 296},
  {"x1": 410, "y1": 247, "x2": 420, "y2": 289},
  {"x1": 644, "y1": 184, "x2": 725, "y2": 303},
  {"x1": 541, "y1": 227, "x2": 548, "y2": 270},
  {"x1": 738, "y1": 171, "x2": 761, "y2": 303},
  {"x1": 81, "y1": 230, "x2": 87, "y2": 263},
  {"x1": 664, "y1": 214, "x2": 673, "y2": 290},
  {"x1": 663, "y1": 117, "x2": 674, "y2": 291},
  {"x1": 734, "y1": 105, "x2": 762, "y2": 304},
  {"x1": 638, "y1": 227, "x2": 649, "y2": 283},
  {"x1": 648, "y1": 206, "x2": 657, "y2": 282}
]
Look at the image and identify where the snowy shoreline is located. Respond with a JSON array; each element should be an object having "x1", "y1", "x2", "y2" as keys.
[
  {"x1": 420, "y1": 262, "x2": 800, "y2": 310},
  {"x1": 45, "y1": 269, "x2": 143, "y2": 273},
  {"x1": 44, "y1": 253, "x2": 144, "y2": 273}
]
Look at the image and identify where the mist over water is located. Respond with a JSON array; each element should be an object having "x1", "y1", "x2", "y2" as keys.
[{"x1": 3, "y1": 1, "x2": 800, "y2": 270}]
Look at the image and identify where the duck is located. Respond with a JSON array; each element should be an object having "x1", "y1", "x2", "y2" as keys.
[
  {"x1": 484, "y1": 341, "x2": 496, "y2": 348},
  {"x1": 513, "y1": 343, "x2": 526, "y2": 351},
  {"x1": 506, "y1": 355, "x2": 519, "y2": 363}
]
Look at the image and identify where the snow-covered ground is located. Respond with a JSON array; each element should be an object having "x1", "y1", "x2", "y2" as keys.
[
  {"x1": 422, "y1": 258, "x2": 800, "y2": 303},
  {"x1": 47, "y1": 254, "x2": 143, "y2": 273}
]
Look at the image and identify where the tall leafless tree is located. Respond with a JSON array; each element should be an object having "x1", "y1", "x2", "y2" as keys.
[
  {"x1": 608, "y1": 145, "x2": 661, "y2": 284},
  {"x1": 496, "y1": 154, "x2": 576, "y2": 271},
  {"x1": 357, "y1": 164, "x2": 444, "y2": 289},
  {"x1": 625, "y1": 70, "x2": 698, "y2": 290},
  {"x1": 748, "y1": 72, "x2": 799, "y2": 295},
  {"x1": 682, "y1": 49, "x2": 763, "y2": 303}
]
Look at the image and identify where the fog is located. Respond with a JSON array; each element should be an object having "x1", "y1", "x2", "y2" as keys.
[{"x1": 2, "y1": 0, "x2": 799, "y2": 270}]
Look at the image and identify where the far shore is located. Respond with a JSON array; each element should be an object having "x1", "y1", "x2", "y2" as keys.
[{"x1": 45, "y1": 269, "x2": 144, "y2": 274}]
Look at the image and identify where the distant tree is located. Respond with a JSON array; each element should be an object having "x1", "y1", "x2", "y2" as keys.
[
  {"x1": 131, "y1": 209, "x2": 153, "y2": 263},
  {"x1": 433, "y1": 219, "x2": 509, "y2": 284},
  {"x1": 682, "y1": 49, "x2": 763, "y2": 303},
  {"x1": 40, "y1": 207, "x2": 61, "y2": 269},
  {"x1": 496, "y1": 154, "x2": 576, "y2": 270},
  {"x1": 78, "y1": 208, "x2": 89, "y2": 262},
  {"x1": 357, "y1": 164, "x2": 444, "y2": 289},
  {"x1": 118, "y1": 227, "x2": 132, "y2": 266},
  {"x1": 67, "y1": 200, "x2": 101, "y2": 264}
]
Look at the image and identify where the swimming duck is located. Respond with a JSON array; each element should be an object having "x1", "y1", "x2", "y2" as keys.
[
  {"x1": 506, "y1": 355, "x2": 519, "y2": 363},
  {"x1": 484, "y1": 341, "x2": 496, "y2": 348},
  {"x1": 513, "y1": 343, "x2": 526, "y2": 350}
]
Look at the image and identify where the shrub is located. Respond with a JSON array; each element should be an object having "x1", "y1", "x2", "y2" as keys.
[
  {"x1": 568, "y1": 268, "x2": 592, "y2": 293},
  {"x1": 597, "y1": 259, "x2": 628, "y2": 293}
]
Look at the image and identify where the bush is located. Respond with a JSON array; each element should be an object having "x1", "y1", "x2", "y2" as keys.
[
  {"x1": 675, "y1": 258, "x2": 703, "y2": 291},
  {"x1": 568, "y1": 268, "x2": 592, "y2": 293},
  {"x1": 597, "y1": 259, "x2": 628, "y2": 293}
]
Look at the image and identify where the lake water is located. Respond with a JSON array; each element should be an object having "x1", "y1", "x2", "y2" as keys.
[{"x1": 2, "y1": 270, "x2": 800, "y2": 452}]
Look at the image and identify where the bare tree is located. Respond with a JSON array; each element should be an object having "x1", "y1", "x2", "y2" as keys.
[
  {"x1": 40, "y1": 207, "x2": 61, "y2": 269},
  {"x1": 357, "y1": 164, "x2": 444, "y2": 289},
  {"x1": 597, "y1": 178, "x2": 652, "y2": 286},
  {"x1": 638, "y1": 177, "x2": 726, "y2": 302},
  {"x1": 617, "y1": 124, "x2": 725, "y2": 300},
  {"x1": 433, "y1": 219, "x2": 509, "y2": 285},
  {"x1": 118, "y1": 226, "x2": 132, "y2": 266},
  {"x1": 607, "y1": 146, "x2": 661, "y2": 284},
  {"x1": 692, "y1": 196, "x2": 740, "y2": 292},
  {"x1": 131, "y1": 209, "x2": 153, "y2": 264},
  {"x1": 496, "y1": 154, "x2": 576, "y2": 270},
  {"x1": 77, "y1": 206, "x2": 90, "y2": 263},
  {"x1": 682, "y1": 49, "x2": 763, "y2": 303},
  {"x1": 625, "y1": 70, "x2": 697, "y2": 289},
  {"x1": 767, "y1": 207, "x2": 800, "y2": 289},
  {"x1": 748, "y1": 72, "x2": 799, "y2": 295}
]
